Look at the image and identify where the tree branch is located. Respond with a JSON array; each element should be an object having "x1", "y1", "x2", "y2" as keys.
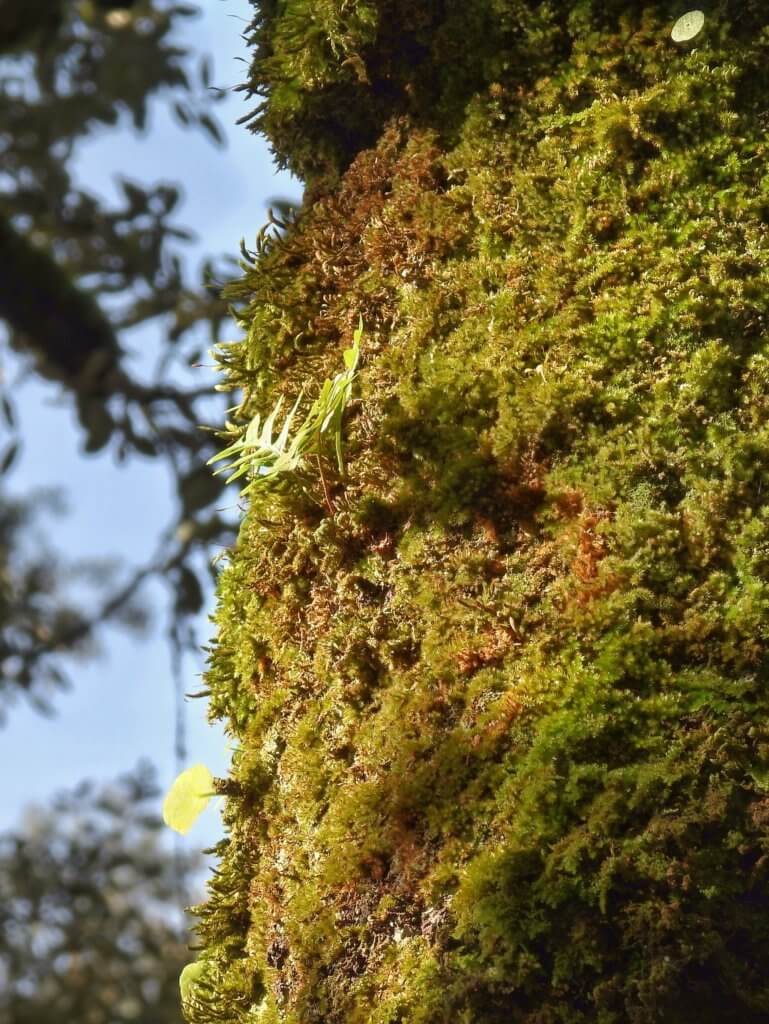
[{"x1": 0, "y1": 213, "x2": 121, "y2": 390}]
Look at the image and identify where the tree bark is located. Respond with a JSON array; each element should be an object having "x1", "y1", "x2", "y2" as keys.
[{"x1": 193, "y1": 3, "x2": 769, "y2": 1021}]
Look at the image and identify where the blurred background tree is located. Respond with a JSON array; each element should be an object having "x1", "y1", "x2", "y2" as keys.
[
  {"x1": 0, "y1": 763, "x2": 197, "y2": 1024},
  {"x1": 0, "y1": 0, "x2": 242, "y2": 716},
  {"x1": 0, "y1": 4, "x2": 289, "y2": 1019}
]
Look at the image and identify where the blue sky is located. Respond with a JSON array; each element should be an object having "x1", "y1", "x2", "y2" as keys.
[{"x1": 1, "y1": 0, "x2": 298, "y2": 856}]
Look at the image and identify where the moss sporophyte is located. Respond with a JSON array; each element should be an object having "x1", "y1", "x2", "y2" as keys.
[{"x1": 183, "y1": 2, "x2": 769, "y2": 1021}]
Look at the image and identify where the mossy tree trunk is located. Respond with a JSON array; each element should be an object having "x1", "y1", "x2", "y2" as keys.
[{"x1": 194, "y1": 3, "x2": 769, "y2": 1021}]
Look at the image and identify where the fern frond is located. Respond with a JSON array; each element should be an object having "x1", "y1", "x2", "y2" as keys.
[{"x1": 208, "y1": 319, "x2": 362, "y2": 497}]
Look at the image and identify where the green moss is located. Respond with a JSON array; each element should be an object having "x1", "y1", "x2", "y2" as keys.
[{"x1": 193, "y1": 2, "x2": 769, "y2": 1021}]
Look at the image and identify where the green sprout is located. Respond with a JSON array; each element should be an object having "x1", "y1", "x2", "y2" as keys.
[
  {"x1": 179, "y1": 961, "x2": 208, "y2": 1008},
  {"x1": 208, "y1": 318, "x2": 362, "y2": 499}
]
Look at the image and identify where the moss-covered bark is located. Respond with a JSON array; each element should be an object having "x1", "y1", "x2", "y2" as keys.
[{"x1": 193, "y1": 3, "x2": 769, "y2": 1020}]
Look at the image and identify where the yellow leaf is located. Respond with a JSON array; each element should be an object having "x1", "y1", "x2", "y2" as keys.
[
  {"x1": 162, "y1": 764, "x2": 214, "y2": 835},
  {"x1": 671, "y1": 10, "x2": 705, "y2": 43}
]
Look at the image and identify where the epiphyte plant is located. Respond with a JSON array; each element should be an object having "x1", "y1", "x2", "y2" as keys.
[
  {"x1": 208, "y1": 318, "x2": 363, "y2": 498},
  {"x1": 163, "y1": 765, "x2": 230, "y2": 1013}
]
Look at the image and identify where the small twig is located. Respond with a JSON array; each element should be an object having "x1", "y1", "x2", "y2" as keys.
[
  {"x1": 16, "y1": 531, "x2": 194, "y2": 674},
  {"x1": 316, "y1": 453, "x2": 335, "y2": 516},
  {"x1": 116, "y1": 374, "x2": 215, "y2": 423}
]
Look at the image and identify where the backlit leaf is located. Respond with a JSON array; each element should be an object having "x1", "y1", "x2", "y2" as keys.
[
  {"x1": 162, "y1": 764, "x2": 214, "y2": 835},
  {"x1": 671, "y1": 10, "x2": 705, "y2": 43}
]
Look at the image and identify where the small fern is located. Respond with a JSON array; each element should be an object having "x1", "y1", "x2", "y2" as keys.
[{"x1": 208, "y1": 318, "x2": 362, "y2": 497}]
